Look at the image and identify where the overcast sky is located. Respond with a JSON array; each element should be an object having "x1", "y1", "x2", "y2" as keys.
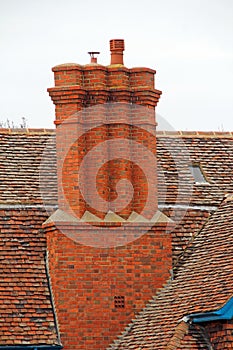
[{"x1": 0, "y1": 0, "x2": 232, "y2": 131}]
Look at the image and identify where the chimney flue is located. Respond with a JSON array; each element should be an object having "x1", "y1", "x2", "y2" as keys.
[{"x1": 110, "y1": 39, "x2": 124, "y2": 65}]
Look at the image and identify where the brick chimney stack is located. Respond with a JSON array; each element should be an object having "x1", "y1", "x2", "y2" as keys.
[
  {"x1": 46, "y1": 40, "x2": 172, "y2": 350},
  {"x1": 48, "y1": 39, "x2": 162, "y2": 219}
]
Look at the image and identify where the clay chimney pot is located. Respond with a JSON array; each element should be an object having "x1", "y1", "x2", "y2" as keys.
[{"x1": 110, "y1": 39, "x2": 125, "y2": 65}]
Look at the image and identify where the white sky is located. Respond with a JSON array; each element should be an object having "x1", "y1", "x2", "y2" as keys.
[{"x1": 0, "y1": 0, "x2": 232, "y2": 131}]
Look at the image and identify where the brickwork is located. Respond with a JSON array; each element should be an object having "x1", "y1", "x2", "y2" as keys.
[
  {"x1": 57, "y1": 120, "x2": 158, "y2": 219},
  {"x1": 205, "y1": 320, "x2": 233, "y2": 349},
  {"x1": 44, "y1": 222, "x2": 173, "y2": 349}
]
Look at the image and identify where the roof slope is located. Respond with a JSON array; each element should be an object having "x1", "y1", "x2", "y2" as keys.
[
  {"x1": 0, "y1": 129, "x2": 57, "y2": 206},
  {"x1": 0, "y1": 208, "x2": 59, "y2": 345},
  {"x1": 157, "y1": 132, "x2": 233, "y2": 206},
  {"x1": 109, "y1": 195, "x2": 233, "y2": 349}
]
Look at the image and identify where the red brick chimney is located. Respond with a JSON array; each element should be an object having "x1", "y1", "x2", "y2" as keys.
[{"x1": 46, "y1": 39, "x2": 173, "y2": 350}]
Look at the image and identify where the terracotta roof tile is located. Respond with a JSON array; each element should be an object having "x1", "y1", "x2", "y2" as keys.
[
  {"x1": 0, "y1": 129, "x2": 57, "y2": 206},
  {"x1": 163, "y1": 208, "x2": 211, "y2": 265},
  {"x1": 0, "y1": 208, "x2": 59, "y2": 345},
  {"x1": 157, "y1": 136, "x2": 233, "y2": 206}
]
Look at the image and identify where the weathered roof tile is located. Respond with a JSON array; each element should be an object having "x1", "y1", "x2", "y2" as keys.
[{"x1": 0, "y1": 208, "x2": 59, "y2": 345}]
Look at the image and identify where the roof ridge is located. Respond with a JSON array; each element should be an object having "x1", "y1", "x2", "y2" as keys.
[
  {"x1": 0, "y1": 127, "x2": 55, "y2": 134},
  {"x1": 156, "y1": 131, "x2": 233, "y2": 138}
]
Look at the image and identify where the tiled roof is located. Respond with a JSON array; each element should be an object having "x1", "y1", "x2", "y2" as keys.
[
  {"x1": 0, "y1": 129, "x2": 57, "y2": 206},
  {"x1": 157, "y1": 133, "x2": 233, "y2": 206},
  {"x1": 0, "y1": 208, "x2": 60, "y2": 345},
  {"x1": 163, "y1": 208, "x2": 211, "y2": 265},
  {"x1": 1, "y1": 129, "x2": 233, "y2": 208},
  {"x1": 109, "y1": 196, "x2": 233, "y2": 349}
]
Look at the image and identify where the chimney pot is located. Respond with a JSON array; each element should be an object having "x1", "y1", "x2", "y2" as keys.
[
  {"x1": 110, "y1": 39, "x2": 125, "y2": 65},
  {"x1": 88, "y1": 51, "x2": 100, "y2": 64}
]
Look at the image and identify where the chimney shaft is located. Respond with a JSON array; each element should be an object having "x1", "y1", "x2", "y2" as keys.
[
  {"x1": 48, "y1": 40, "x2": 162, "y2": 218},
  {"x1": 110, "y1": 39, "x2": 125, "y2": 65}
]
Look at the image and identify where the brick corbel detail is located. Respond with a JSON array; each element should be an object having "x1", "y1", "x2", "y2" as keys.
[{"x1": 48, "y1": 64, "x2": 162, "y2": 125}]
